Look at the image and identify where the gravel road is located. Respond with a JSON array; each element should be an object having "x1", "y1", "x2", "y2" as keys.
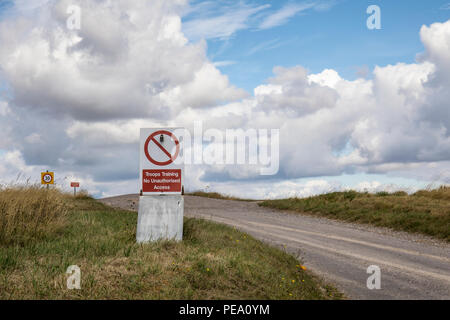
[{"x1": 99, "y1": 194, "x2": 450, "y2": 300}]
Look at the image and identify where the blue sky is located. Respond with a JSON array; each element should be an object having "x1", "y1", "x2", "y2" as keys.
[
  {"x1": 0, "y1": 0, "x2": 13, "y2": 11},
  {"x1": 183, "y1": 0, "x2": 450, "y2": 92}
]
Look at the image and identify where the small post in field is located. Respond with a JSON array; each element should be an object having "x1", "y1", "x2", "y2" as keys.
[{"x1": 71, "y1": 182, "x2": 80, "y2": 197}]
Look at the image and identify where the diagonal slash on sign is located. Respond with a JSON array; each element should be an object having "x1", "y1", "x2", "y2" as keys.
[{"x1": 151, "y1": 136, "x2": 173, "y2": 159}]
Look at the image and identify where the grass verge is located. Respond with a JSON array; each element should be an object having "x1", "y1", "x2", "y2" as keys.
[
  {"x1": 188, "y1": 191, "x2": 256, "y2": 202},
  {"x1": 0, "y1": 193, "x2": 342, "y2": 299},
  {"x1": 260, "y1": 186, "x2": 450, "y2": 241}
]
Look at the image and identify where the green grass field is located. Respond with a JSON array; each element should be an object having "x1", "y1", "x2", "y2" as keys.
[
  {"x1": 260, "y1": 186, "x2": 450, "y2": 241},
  {"x1": 0, "y1": 187, "x2": 342, "y2": 299}
]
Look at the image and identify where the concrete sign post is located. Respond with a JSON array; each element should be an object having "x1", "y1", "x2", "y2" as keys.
[{"x1": 137, "y1": 128, "x2": 184, "y2": 243}]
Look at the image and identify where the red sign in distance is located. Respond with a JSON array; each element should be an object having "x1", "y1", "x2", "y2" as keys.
[
  {"x1": 142, "y1": 169, "x2": 181, "y2": 193},
  {"x1": 71, "y1": 182, "x2": 80, "y2": 188}
]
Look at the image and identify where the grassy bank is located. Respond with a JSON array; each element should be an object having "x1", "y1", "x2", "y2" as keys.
[
  {"x1": 188, "y1": 191, "x2": 255, "y2": 201},
  {"x1": 0, "y1": 188, "x2": 341, "y2": 299},
  {"x1": 260, "y1": 186, "x2": 450, "y2": 241}
]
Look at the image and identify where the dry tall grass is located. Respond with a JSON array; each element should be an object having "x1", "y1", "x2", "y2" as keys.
[
  {"x1": 0, "y1": 186, "x2": 68, "y2": 245},
  {"x1": 413, "y1": 185, "x2": 450, "y2": 201}
]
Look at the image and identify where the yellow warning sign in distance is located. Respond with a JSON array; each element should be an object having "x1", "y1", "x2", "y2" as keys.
[{"x1": 41, "y1": 172, "x2": 54, "y2": 185}]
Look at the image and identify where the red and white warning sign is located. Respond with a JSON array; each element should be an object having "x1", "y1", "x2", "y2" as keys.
[{"x1": 140, "y1": 128, "x2": 183, "y2": 195}]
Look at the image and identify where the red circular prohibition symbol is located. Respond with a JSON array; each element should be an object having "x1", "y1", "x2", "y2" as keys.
[{"x1": 144, "y1": 130, "x2": 180, "y2": 166}]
